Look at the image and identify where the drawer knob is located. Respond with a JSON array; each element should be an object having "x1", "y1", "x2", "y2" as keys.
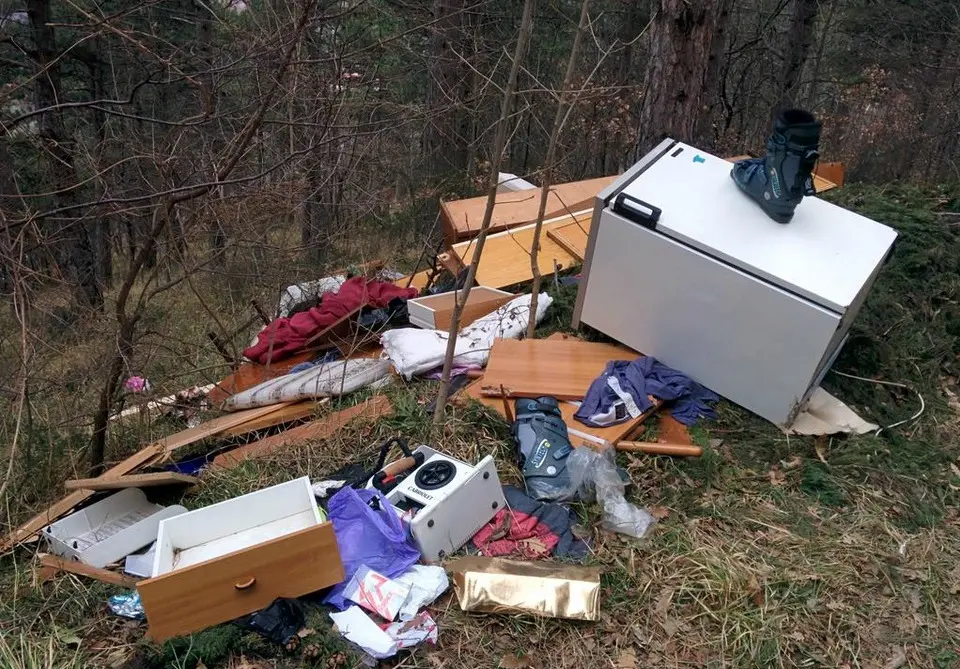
[{"x1": 234, "y1": 577, "x2": 256, "y2": 590}]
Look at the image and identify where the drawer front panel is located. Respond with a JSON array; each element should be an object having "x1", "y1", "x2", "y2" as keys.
[{"x1": 138, "y1": 522, "x2": 343, "y2": 641}]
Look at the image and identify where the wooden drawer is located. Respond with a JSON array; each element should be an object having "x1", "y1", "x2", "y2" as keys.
[
  {"x1": 408, "y1": 286, "x2": 514, "y2": 331},
  {"x1": 138, "y1": 522, "x2": 343, "y2": 641}
]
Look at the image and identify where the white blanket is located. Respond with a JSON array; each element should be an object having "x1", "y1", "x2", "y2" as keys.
[{"x1": 381, "y1": 292, "x2": 553, "y2": 379}]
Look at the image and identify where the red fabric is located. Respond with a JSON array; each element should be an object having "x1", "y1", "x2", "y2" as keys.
[
  {"x1": 243, "y1": 277, "x2": 418, "y2": 364},
  {"x1": 471, "y1": 508, "x2": 560, "y2": 559}
]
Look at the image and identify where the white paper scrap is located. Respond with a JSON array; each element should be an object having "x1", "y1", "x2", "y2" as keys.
[
  {"x1": 392, "y1": 565, "x2": 449, "y2": 621},
  {"x1": 382, "y1": 611, "x2": 439, "y2": 649},
  {"x1": 345, "y1": 565, "x2": 412, "y2": 621},
  {"x1": 329, "y1": 606, "x2": 397, "y2": 660}
]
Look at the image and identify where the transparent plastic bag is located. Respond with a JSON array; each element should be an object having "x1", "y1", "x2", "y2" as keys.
[{"x1": 564, "y1": 447, "x2": 656, "y2": 538}]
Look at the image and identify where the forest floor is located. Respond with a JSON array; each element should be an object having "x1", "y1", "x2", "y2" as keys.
[{"x1": 1, "y1": 184, "x2": 960, "y2": 669}]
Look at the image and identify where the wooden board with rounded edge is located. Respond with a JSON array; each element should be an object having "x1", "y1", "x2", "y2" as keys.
[
  {"x1": 480, "y1": 337, "x2": 639, "y2": 401},
  {"x1": 137, "y1": 522, "x2": 343, "y2": 642},
  {"x1": 450, "y1": 211, "x2": 592, "y2": 289}
]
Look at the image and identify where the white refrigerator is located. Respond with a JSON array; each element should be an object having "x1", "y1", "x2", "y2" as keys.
[{"x1": 572, "y1": 139, "x2": 897, "y2": 426}]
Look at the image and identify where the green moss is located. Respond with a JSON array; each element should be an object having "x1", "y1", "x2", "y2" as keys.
[
  {"x1": 150, "y1": 624, "x2": 243, "y2": 668},
  {"x1": 800, "y1": 461, "x2": 847, "y2": 507}
]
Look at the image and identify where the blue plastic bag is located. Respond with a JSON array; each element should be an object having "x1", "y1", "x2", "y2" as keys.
[
  {"x1": 324, "y1": 486, "x2": 421, "y2": 610},
  {"x1": 107, "y1": 591, "x2": 145, "y2": 620}
]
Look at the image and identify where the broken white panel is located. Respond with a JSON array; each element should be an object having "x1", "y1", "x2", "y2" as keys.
[
  {"x1": 787, "y1": 386, "x2": 878, "y2": 435},
  {"x1": 43, "y1": 489, "x2": 186, "y2": 569},
  {"x1": 224, "y1": 357, "x2": 392, "y2": 410},
  {"x1": 124, "y1": 542, "x2": 157, "y2": 578}
]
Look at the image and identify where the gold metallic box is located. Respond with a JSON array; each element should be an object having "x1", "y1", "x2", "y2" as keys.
[{"x1": 448, "y1": 557, "x2": 601, "y2": 621}]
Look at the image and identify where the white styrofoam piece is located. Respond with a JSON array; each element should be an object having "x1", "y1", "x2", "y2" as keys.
[
  {"x1": 152, "y1": 477, "x2": 320, "y2": 577},
  {"x1": 42, "y1": 488, "x2": 186, "y2": 569},
  {"x1": 618, "y1": 143, "x2": 897, "y2": 312},
  {"x1": 788, "y1": 386, "x2": 879, "y2": 435},
  {"x1": 580, "y1": 211, "x2": 841, "y2": 425}
]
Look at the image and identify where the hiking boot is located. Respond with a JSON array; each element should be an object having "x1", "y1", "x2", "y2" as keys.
[
  {"x1": 512, "y1": 396, "x2": 573, "y2": 501},
  {"x1": 730, "y1": 109, "x2": 822, "y2": 223}
]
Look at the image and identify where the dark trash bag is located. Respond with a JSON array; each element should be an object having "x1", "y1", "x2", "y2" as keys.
[
  {"x1": 236, "y1": 597, "x2": 304, "y2": 645},
  {"x1": 323, "y1": 486, "x2": 421, "y2": 610}
]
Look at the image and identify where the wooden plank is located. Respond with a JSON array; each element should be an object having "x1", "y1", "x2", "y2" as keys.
[
  {"x1": 393, "y1": 268, "x2": 435, "y2": 292},
  {"x1": 481, "y1": 337, "x2": 639, "y2": 401},
  {"x1": 441, "y1": 176, "x2": 616, "y2": 244},
  {"x1": 656, "y1": 414, "x2": 693, "y2": 446},
  {"x1": 450, "y1": 211, "x2": 591, "y2": 289},
  {"x1": 37, "y1": 554, "x2": 141, "y2": 588},
  {"x1": 0, "y1": 443, "x2": 165, "y2": 552},
  {"x1": 724, "y1": 155, "x2": 837, "y2": 193},
  {"x1": 219, "y1": 400, "x2": 322, "y2": 439},
  {"x1": 138, "y1": 522, "x2": 344, "y2": 642},
  {"x1": 157, "y1": 403, "x2": 294, "y2": 456},
  {"x1": 211, "y1": 395, "x2": 393, "y2": 469},
  {"x1": 617, "y1": 441, "x2": 702, "y2": 457},
  {"x1": 546, "y1": 219, "x2": 590, "y2": 261},
  {"x1": 814, "y1": 161, "x2": 844, "y2": 188},
  {"x1": 65, "y1": 472, "x2": 198, "y2": 491}
]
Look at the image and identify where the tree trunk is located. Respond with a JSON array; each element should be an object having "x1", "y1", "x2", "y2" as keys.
[
  {"x1": 635, "y1": 0, "x2": 730, "y2": 154},
  {"x1": 424, "y1": 0, "x2": 472, "y2": 176},
  {"x1": 778, "y1": 0, "x2": 819, "y2": 110},
  {"x1": 694, "y1": 0, "x2": 734, "y2": 149},
  {"x1": 27, "y1": 0, "x2": 103, "y2": 312},
  {"x1": 89, "y1": 58, "x2": 113, "y2": 287}
]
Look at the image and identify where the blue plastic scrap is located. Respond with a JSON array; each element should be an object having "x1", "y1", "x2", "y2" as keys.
[{"x1": 107, "y1": 591, "x2": 145, "y2": 620}]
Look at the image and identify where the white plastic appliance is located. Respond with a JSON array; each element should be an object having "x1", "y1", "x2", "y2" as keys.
[
  {"x1": 573, "y1": 139, "x2": 897, "y2": 426},
  {"x1": 368, "y1": 446, "x2": 505, "y2": 561}
]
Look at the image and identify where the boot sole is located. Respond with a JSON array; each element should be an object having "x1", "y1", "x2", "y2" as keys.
[{"x1": 729, "y1": 170, "x2": 794, "y2": 224}]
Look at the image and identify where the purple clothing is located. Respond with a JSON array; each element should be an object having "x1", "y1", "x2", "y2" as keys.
[{"x1": 574, "y1": 357, "x2": 718, "y2": 427}]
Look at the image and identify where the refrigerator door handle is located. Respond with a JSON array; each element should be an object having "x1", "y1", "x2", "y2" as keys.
[{"x1": 613, "y1": 193, "x2": 662, "y2": 229}]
